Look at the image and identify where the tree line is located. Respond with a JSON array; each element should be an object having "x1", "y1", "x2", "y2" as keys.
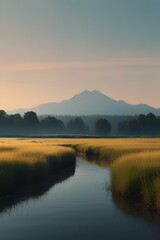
[
  {"x1": 0, "y1": 110, "x2": 112, "y2": 135},
  {"x1": 118, "y1": 113, "x2": 160, "y2": 135},
  {"x1": 1, "y1": 110, "x2": 160, "y2": 136}
]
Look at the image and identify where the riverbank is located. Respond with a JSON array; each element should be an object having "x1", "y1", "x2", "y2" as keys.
[
  {"x1": 58, "y1": 138, "x2": 160, "y2": 212},
  {"x1": 111, "y1": 151, "x2": 160, "y2": 211},
  {"x1": 0, "y1": 141, "x2": 76, "y2": 196},
  {"x1": 0, "y1": 138, "x2": 160, "y2": 211}
]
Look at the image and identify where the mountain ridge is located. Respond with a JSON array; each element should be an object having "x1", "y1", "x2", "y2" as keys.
[{"x1": 8, "y1": 90, "x2": 160, "y2": 116}]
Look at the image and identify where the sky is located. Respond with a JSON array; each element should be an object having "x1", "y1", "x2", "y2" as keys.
[{"x1": 0, "y1": 0, "x2": 160, "y2": 110}]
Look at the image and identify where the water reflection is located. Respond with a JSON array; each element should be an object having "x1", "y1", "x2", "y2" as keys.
[
  {"x1": 82, "y1": 156, "x2": 160, "y2": 229},
  {"x1": 0, "y1": 163, "x2": 76, "y2": 215},
  {"x1": 78, "y1": 158, "x2": 160, "y2": 228},
  {"x1": 112, "y1": 192, "x2": 160, "y2": 229},
  {"x1": 0, "y1": 158, "x2": 160, "y2": 240}
]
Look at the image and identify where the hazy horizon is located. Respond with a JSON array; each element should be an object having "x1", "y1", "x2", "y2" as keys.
[
  {"x1": 6, "y1": 89, "x2": 160, "y2": 112},
  {"x1": 0, "y1": 0, "x2": 160, "y2": 110}
]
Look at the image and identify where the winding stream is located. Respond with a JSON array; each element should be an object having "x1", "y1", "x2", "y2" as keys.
[{"x1": 0, "y1": 158, "x2": 160, "y2": 240}]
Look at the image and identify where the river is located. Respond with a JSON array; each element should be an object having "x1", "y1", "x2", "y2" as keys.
[{"x1": 0, "y1": 158, "x2": 160, "y2": 240}]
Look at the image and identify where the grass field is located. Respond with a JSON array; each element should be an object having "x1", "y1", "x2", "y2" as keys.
[
  {"x1": 111, "y1": 151, "x2": 160, "y2": 210},
  {"x1": 0, "y1": 138, "x2": 160, "y2": 211},
  {"x1": 0, "y1": 139, "x2": 75, "y2": 195}
]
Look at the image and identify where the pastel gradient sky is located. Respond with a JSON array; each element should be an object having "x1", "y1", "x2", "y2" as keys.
[{"x1": 0, "y1": 0, "x2": 160, "y2": 110}]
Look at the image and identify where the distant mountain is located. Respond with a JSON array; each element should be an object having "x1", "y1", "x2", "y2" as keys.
[{"x1": 8, "y1": 90, "x2": 160, "y2": 116}]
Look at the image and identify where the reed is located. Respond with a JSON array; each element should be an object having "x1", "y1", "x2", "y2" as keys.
[
  {"x1": 0, "y1": 142, "x2": 75, "y2": 196},
  {"x1": 111, "y1": 151, "x2": 160, "y2": 211},
  {"x1": 1, "y1": 138, "x2": 160, "y2": 211}
]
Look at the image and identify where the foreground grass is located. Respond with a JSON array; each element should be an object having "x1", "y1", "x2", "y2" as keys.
[
  {"x1": 54, "y1": 138, "x2": 160, "y2": 211},
  {"x1": 73, "y1": 140, "x2": 160, "y2": 211},
  {"x1": 0, "y1": 141, "x2": 75, "y2": 195},
  {"x1": 111, "y1": 151, "x2": 160, "y2": 211},
  {"x1": 1, "y1": 138, "x2": 160, "y2": 211}
]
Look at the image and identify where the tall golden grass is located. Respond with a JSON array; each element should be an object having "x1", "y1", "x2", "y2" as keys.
[
  {"x1": 111, "y1": 151, "x2": 160, "y2": 211},
  {"x1": 0, "y1": 140, "x2": 75, "y2": 195},
  {"x1": 49, "y1": 137, "x2": 160, "y2": 211},
  {"x1": 1, "y1": 138, "x2": 160, "y2": 211}
]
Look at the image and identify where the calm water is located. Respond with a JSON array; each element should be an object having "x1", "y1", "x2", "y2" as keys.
[{"x1": 0, "y1": 158, "x2": 160, "y2": 240}]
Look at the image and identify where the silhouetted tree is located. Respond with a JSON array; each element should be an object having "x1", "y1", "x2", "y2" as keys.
[
  {"x1": 24, "y1": 111, "x2": 39, "y2": 131},
  {"x1": 0, "y1": 110, "x2": 68, "y2": 135},
  {"x1": 0, "y1": 110, "x2": 7, "y2": 123},
  {"x1": 41, "y1": 116, "x2": 64, "y2": 133},
  {"x1": 137, "y1": 114, "x2": 147, "y2": 133},
  {"x1": 74, "y1": 117, "x2": 85, "y2": 132},
  {"x1": 0, "y1": 110, "x2": 7, "y2": 132},
  {"x1": 13, "y1": 114, "x2": 24, "y2": 125},
  {"x1": 118, "y1": 113, "x2": 160, "y2": 135},
  {"x1": 146, "y1": 113, "x2": 157, "y2": 133},
  {"x1": 95, "y1": 119, "x2": 112, "y2": 135},
  {"x1": 66, "y1": 117, "x2": 87, "y2": 133},
  {"x1": 118, "y1": 121, "x2": 125, "y2": 134},
  {"x1": 127, "y1": 119, "x2": 138, "y2": 134}
]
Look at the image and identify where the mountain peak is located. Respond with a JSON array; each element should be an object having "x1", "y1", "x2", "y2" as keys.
[
  {"x1": 75, "y1": 89, "x2": 112, "y2": 98},
  {"x1": 8, "y1": 90, "x2": 160, "y2": 116},
  {"x1": 79, "y1": 89, "x2": 100, "y2": 95},
  {"x1": 81, "y1": 89, "x2": 103, "y2": 94},
  {"x1": 69, "y1": 89, "x2": 113, "y2": 102}
]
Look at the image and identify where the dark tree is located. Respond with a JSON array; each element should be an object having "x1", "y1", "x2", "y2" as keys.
[
  {"x1": 13, "y1": 114, "x2": 24, "y2": 125},
  {"x1": 74, "y1": 117, "x2": 85, "y2": 132},
  {"x1": 7, "y1": 114, "x2": 23, "y2": 125},
  {"x1": 146, "y1": 113, "x2": 157, "y2": 133},
  {"x1": 41, "y1": 116, "x2": 64, "y2": 133},
  {"x1": 0, "y1": 110, "x2": 7, "y2": 133},
  {"x1": 24, "y1": 111, "x2": 39, "y2": 130},
  {"x1": 126, "y1": 119, "x2": 138, "y2": 134},
  {"x1": 0, "y1": 110, "x2": 7, "y2": 123},
  {"x1": 118, "y1": 113, "x2": 160, "y2": 135},
  {"x1": 137, "y1": 114, "x2": 147, "y2": 133},
  {"x1": 95, "y1": 119, "x2": 112, "y2": 135},
  {"x1": 66, "y1": 117, "x2": 87, "y2": 133}
]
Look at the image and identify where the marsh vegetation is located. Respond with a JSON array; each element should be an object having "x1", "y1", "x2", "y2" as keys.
[
  {"x1": 0, "y1": 138, "x2": 160, "y2": 212},
  {"x1": 0, "y1": 140, "x2": 75, "y2": 196},
  {"x1": 56, "y1": 138, "x2": 160, "y2": 211}
]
